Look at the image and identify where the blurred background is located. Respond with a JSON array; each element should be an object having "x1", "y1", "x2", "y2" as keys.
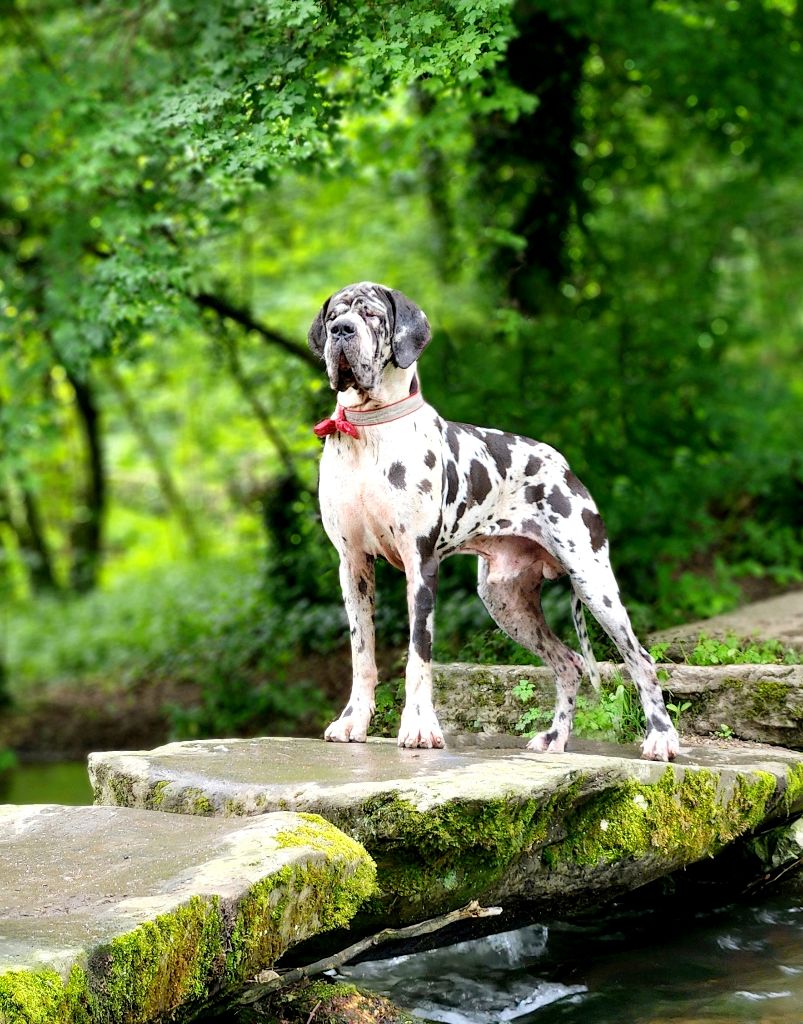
[{"x1": 0, "y1": 0, "x2": 801, "y2": 769}]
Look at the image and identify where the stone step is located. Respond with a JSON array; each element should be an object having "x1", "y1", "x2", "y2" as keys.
[
  {"x1": 432, "y1": 661, "x2": 803, "y2": 748},
  {"x1": 0, "y1": 805, "x2": 374, "y2": 1023},
  {"x1": 648, "y1": 588, "x2": 803, "y2": 653},
  {"x1": 89, "y1": 736, "x2": 803, "y2": 929}
]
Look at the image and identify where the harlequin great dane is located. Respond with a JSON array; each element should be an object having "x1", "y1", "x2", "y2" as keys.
[{"x1": 308, "y1": 282, "x2": 679, "y2": 761}]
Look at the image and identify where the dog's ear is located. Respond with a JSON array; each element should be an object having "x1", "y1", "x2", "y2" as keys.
[
  {"x1": 386, "y1": 288, "x2": 431, "y2": 369},
  {"x1": 308, "y1": 294, "x2": 332, "y2": 357}
]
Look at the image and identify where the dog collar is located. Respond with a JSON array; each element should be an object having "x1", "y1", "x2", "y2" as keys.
[{"x1": 313, "y1": 388, "x2": 425, "y2": 438}]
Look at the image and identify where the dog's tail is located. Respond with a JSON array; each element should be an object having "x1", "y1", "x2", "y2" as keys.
[{"x1": 571, "y1": 585, "x2": 601, "y2": 692}]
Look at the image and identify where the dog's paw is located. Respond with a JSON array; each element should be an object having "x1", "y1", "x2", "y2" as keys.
[
  {"x1": 641, "y1": 726, "x2": 680, "y2": 762},
  {"x1": 397, "y1": 704, "x2": 445, "y2": 749},
  {"x1": 324, "y1": 702, "x2": 373, "y2": 743},
  {"x1": 526, "y1": 728, "x2": 568, "y2": 754}
]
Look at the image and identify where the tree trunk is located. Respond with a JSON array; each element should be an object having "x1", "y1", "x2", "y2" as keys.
[
  {"x1": 67, "y1": 368, "x2": 106, "y2": 593},
  {"x1": 473, "y1": 5, "x2": 588, "y2": 314}
]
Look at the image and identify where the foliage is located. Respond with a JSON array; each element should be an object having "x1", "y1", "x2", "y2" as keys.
[
  {"x1": 0, "y1": 1, "x2": 801, "y2": 732},
  {"x1": 371, "y1": 678, "x2": 405, "y2": 739},
  {"x1": 513, "y1": 674, "x2": 646, "y2": 744},
  {"x1": 665, "y1": 699, "x2": 692, "y2": 731},
  {"x1": 650, "y1": 634, "x2": 802, "y2": 666},
  {"x1": 450, "y1": 627, "x2": 543, "y2": 666}
]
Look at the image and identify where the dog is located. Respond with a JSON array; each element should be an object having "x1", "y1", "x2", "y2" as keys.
[{"x1": 308, "y1": 282, "x2": 679, "y2": 762}]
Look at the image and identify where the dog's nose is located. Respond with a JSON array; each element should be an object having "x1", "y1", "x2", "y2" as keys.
[{"x1": 331, "y1": 320, "x2": 356, "y2": 340}]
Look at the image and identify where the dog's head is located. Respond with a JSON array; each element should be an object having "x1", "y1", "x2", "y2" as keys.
[{"x1": 308, "y1": 282, "x2": 431, "y2": 398}]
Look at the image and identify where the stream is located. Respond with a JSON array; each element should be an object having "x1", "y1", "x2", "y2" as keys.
[
  {"x1": 3, "y1": 762, "x2": 802, "y2": 1022},
  {"x1": 340, "y1": 897, "x2": 803, "y2": 1023}
]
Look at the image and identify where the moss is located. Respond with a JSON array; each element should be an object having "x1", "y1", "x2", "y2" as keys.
[
  {"x1": 349, "y1": 775, "x2": 588, "y2": 923},
  {"x1": 223, "y1": 797, "x2": 248, "y2": 815},
  {"x1": 0, "y1": 965, "x2": 90, "y2": 1024},
  {"x1": 87, "y1": 895, "x2": 225, "y2": 1022},
  {"x1": 146, "y1": 780, "x2": 171, "y2": 809},
  {"x1": 345, "y1": 767, "x2": 779, "y2": 925},
  {"x1": 91, "y1": 764, "x2": 138, "y2": 808},
  {"x1": 544, "y1": 767, "x2": 776, "y2": 870},
  {"x1": 0, "y1": 900, "x2": 224, "y2": 1024},
  {"x1": 783, "y1": 761, "x2": 803, "y2": 815},
  {"x1": 245, "y1": 979, "x2": 421, "y2": 1024},
  {"x1": 178, "y1": 787, "x2": 216, "y2": 816},
  {"x1": 750, "y1": 678, "x2": 790, "y2": 719},
  {"x1": 226, "y1": 814, "x2": 376, "y2": 983}
]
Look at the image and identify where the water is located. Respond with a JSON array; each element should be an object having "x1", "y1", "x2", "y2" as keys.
[
  {"x1": 337, "y1": 898, "x2": 803, "y2": 1023},
  {"x1": 0, "y1": 761, "x2": 93, "y2": 805}
]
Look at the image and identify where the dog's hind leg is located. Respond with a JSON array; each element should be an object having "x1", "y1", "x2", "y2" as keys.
[
  {"x1": 477, "y1": 556, "x2": 584, "y2": 753},
  {"x1": 568, "y1": 565, "x2": 679, "y2": 761}
]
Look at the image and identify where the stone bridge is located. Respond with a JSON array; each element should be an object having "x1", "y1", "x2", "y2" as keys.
[{"x1": 3, "y1": 727, "x2": 803, "y2": 1023}]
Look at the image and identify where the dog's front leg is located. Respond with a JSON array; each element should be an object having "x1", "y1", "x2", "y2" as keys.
[
  {"x1": 398, "y1": 557, "x2": 445, "y2": 749},
  {"x1": 325, "y1": 552, "x2": 377, "y2": 742}
]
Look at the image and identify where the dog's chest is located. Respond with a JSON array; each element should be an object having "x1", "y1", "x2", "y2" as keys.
[{"x1": 318, "y1": 415, "x2": 439, "y2": 563}]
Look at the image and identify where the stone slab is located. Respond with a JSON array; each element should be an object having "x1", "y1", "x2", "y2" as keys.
[
  {"x1": 432, "y1": 662, "x2": 803, "y2": 748},
  {"x1": 649, "y1": 588, "x2": 803, "y2": 652},
  {"x1": 0, "y1": 805, "x2": 374, "y2": 1023},
  {"x1": 89, "y1": 736, "x2": 803, "y2": 927}
]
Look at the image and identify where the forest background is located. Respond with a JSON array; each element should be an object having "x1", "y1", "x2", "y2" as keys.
[{"x1": 0, "y1": 0, "x2": 801, "y2": 747}]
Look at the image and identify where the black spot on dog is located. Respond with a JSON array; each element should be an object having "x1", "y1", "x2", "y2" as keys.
[
  {"x1": 581, "y1": 507, "x2": 607, "y2": 552},
  {"x1": 525, "y1": 455, "x2": 543, "y2": 477},
  {"x1": 468, "y1": 460, "x2": 492, "y2": 506},
  {"x1": 603, "y1": 595, "x2": 612, "y2": 608},
  {"x1": 525, "y1": 483, "x2": 546, "y2": 504},
  {"x1": 341, "y1": 704, "x2": 354, "y2": 719},
  {"x1": 358, "y1": 577, "x2": 368, "y2": 596},
  {"x1": 648, "y1": 714, "x2": 669, "y2": 733},
  {"x1": 547, "y1": 486, "x2": 572, "y2": 518},
  {"x1": 412, "y1": 581, "x2": 436, "y2": 659},
  {"x1": 496, "y1": 518, "x2": 512, "y2": 529},
  {"x1": 419, "y1": 479, "x2": 432, "y2": 494},
  {"x1": 445, "y1": 461, "x2": 459, "y2": 504},
  {"x1": 482, "y1": 431, "x2": 514, "y2": 477},
  {"x1": 388, "y1": 462, "x2": 406, "y2": 489},
  {"x1": 445, "y1": 424, "x2": 461, "y2": 460},
  {"x1": 549, "y1": 515, "x2": 559, "y2": 524},
  {"x1": 416, "y1": 517, "x2": 443, "y2": 560},
  {"x1": 565, "y1": 468, "x2": 590, "y2": 499},
  {"x1": 424, "y1": 450, "x2": 437, "y2": 469},
  {"x1": 542, "y1": 729, "x2": 558, "y2": 744}
]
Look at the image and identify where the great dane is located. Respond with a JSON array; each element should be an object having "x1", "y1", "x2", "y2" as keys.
[{"x1": 308, "y1": 282, "x2": 679, "y2": 761}]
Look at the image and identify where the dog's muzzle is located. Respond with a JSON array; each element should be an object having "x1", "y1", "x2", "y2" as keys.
[{"x1": 327, "y1": 316, "x2": 363, "y2": 392}]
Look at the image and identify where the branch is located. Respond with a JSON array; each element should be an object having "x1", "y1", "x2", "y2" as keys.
[
  {"x1": 237, "y1": 901, "x2": 503, "y2": 1006},
  {"x1": 193, "y1": 292, "x2": 320, "y2": 371},
  {"x1": 81, "y1": 240, "x2": 320, "y2": 373},
  {"x1": 218, "y1": 331, "x2": 297, "y2": 476}
]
